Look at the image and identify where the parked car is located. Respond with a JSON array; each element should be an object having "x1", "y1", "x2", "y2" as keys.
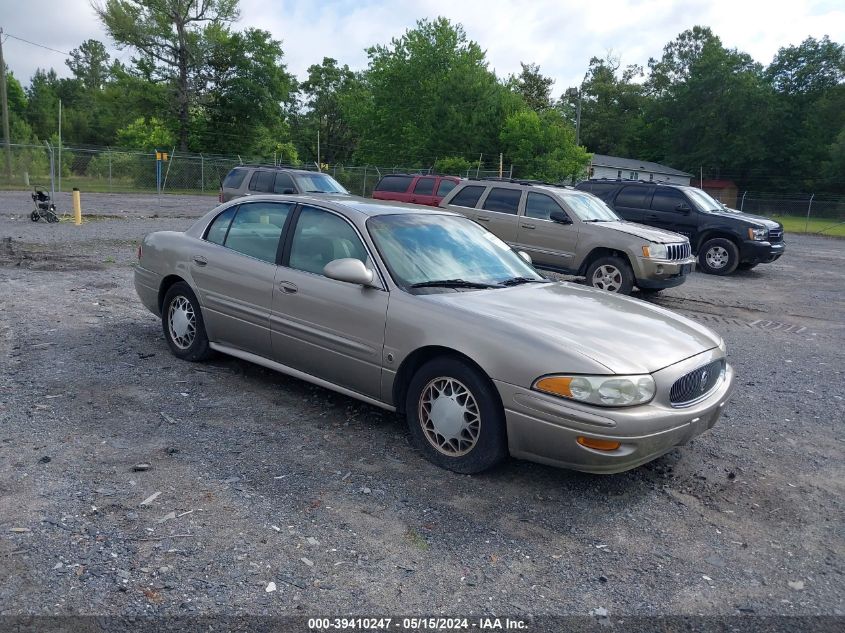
[
  {"x1": 574, "y1": 179, "x2": 785, "y2": 275},
  {"x1": 220, "y1": 165, "x2": 349, "y2": 202},
  {"x1": 372, "y1": 174, "x2": 461, "y2": 206},
  {"x1": 439, "y1": 179, "x2": 695, "y2": 294},
  {"x1": 135, "y1": 195, "x2": 735, "y2": 474}
]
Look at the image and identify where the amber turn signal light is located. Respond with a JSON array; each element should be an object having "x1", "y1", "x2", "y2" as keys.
[
  {"x1": 534, "y1": 376, "x2": 573, "y2": 397},
  {"x1": 577, "y1": 436, "x2": 621, "y2": 451}
]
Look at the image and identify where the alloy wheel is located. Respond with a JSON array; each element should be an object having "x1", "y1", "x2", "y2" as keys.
[
  {"x1": 705, "y1": 246, "x2": 729, "y2": 269},
  {"x1": 418, "y1": 377, "x2": 481, "y2": 457},
  {"x1": 591, "y1": 264, "x2": 623, "y2": 292}
]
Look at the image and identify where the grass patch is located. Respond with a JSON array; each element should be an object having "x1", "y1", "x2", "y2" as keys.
[
  {"x1": 773, "y1": 215, "x2": 845, "y2": 237},
  {"x1": 404, "y1": 528, "x2": 430, "y2": 551}
]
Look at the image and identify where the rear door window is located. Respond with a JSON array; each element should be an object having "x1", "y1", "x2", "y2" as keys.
[
  {"x1": 482, "y1": 188, "x2": 522, "y2": 214},
  {"x1": 615, "y1": 185, "x2": 650, "y2": 208},
  {"x1": 223, "y1": 202, "x2": 294, "y2": 263},
  {"x1": 449, "y1": 185, "x2": 485, "y2": 208},
  {"x1": 413, "y1": 177, "x2": 436, "y2": 195},
  {"x1": 248, "y1": 171, "x2": 275, "y2": 193},
  {"x1": 205, "y1": 207, "x2": 237, "y2": 245},
  {"x1": 375, "y1": 175, "x2": 414, "y2": 193}
]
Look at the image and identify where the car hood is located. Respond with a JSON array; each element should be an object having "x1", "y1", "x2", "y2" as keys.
[
  {"x1": 598, "y1": 220, "x2": 689, "y2": 244},
  {"x1": 425, "y1": 282, "x2": 720, "y2": 374},
  {"x1": 712, "y1": 208, "x2": 781, "y2": 229}
]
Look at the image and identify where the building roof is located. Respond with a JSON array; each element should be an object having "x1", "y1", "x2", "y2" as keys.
[{"x1": 591, "y1": 154, "x2": 692, "y2": 178}]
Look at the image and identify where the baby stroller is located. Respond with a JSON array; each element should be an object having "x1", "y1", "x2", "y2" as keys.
[{"x1": 31, "y1": 188, "x2": 59, "y2": 223}]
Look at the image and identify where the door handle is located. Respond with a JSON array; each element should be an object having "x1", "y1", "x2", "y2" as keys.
[
  {"x1": 278, "y1": 281, "x2": 298, "y2": 294},
  {"x1": 192, "y1": 255, "x2": 208, "y2": 266},
  {"x1": 521, "y1": 223, "x2": 536, "y2": 229},
  {"x1": 477, "y1": 216, "x2": 490, "y2": 222}
]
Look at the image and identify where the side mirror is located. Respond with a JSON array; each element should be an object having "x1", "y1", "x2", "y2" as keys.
[
  {"x1": 323, "y1": 258, "x2": 375, "y2": 286},
  {"x1": 549, "y1": 209, "x2": 572, "y2": 224},
  {"x1": 517, "y1": 250, "x2": 532, "y2": 265},
  {"x1": 675, "y1": 203, "x2": 691, "y2": 214}
]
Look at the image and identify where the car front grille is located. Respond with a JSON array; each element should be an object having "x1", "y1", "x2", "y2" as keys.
[
  {"x1": 667, "y1": 243, "x2": 692, "y2": 260},
  {"x1": 670, "y1": 359, "x2": 726, "y2": 406},
  {"x1": 768, "y1": 228, "x2": 783, "y2": 242}
]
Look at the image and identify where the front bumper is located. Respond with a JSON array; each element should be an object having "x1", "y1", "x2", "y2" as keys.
[
  {"x1": 739, "y1": 240, "x2": 785, "y2": 264},
  {"x1": 634, "y1": 255, "x2": 697, "y2": 289},
  {"x1": 497, "y1": 348, "x2": 735, "y2": 474}
]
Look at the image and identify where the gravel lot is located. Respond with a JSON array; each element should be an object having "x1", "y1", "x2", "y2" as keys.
[{"x1": 0, "y1": 192, "x2": 843, "y2": 625}]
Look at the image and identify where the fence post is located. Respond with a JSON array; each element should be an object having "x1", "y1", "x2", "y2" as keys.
[
  {"x1": 44, "y1": 140, "x2": 55, "y2": 202},
  {"x1": 362, "y1": 165, "x2": 368, "y2": 197},
  {"x1": 740, "y1": 190, "x2": 747, "y2": 211},
  {"x1": 805, "y1": 194, "x2": 815, "y2": 233},
  {"x1": 200, "y1": 153, "x2": 204, "y2": 193}
]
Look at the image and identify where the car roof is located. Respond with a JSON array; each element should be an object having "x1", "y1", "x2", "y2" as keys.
[
  {"x1": 233, "y1": 194, "x2": 460, "y2": 218},
  {"x1": 230, "y1": 165, "x2": 330, "y2": 176}
]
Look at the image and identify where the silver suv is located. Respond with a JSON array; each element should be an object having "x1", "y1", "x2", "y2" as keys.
[
  {"x1": 220, "y1": 165, "x2": 349, "y2": 202},
  {"x1": 440, "y1": 179, "x2": 696, "y2": 294}
]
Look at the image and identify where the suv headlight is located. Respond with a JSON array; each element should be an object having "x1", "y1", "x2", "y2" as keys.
[
  {"x1": 641, "y1": 244, "x2": 668, "y2": 259},
  {"x1": 533, "y1": 374, "x2": 656, "y2": 407},
  {"x1": 748, "y1": 227, "x2": 767, "y2": 241}
]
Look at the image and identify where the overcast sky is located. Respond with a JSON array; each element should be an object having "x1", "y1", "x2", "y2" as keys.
[{"x1": 3, "y1": 0, "x2": 843, "y2": 94}]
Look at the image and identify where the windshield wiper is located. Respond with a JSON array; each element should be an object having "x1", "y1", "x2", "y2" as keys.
[
  {"x1": 410, "y1": 279, "x2": 501, "y2": 289},
  {"x1": 499, "y1": 276, "x2": 548, "y2": 286},
  {"x1": 582, "y1": 219, "x2": 612, "y2": 223}
]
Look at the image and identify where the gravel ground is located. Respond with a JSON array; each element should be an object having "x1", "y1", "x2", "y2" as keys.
[{"x1": 0, "y1": 194, "x2": 843, "y2": 625}]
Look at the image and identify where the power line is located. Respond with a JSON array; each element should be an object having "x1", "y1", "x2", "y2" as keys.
[{"x1": 4, "y1": 33, "x2": 71, "y2": 57}]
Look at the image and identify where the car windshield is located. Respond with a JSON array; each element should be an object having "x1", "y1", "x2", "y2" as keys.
[
  {"x1": 561, "y1": 192, "x2": 620, "y2": 222},
  {"x1": 367, "y1": 214, "x2": 544, "y2": 290},
  {"x1": 684, "y1": 187, "x2": 723, "y2": 213},
  {"x1": 293, "y1": 173, "x2": 348, "y2": 194}
]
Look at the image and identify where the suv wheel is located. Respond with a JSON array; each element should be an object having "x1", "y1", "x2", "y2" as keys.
[
  {"x1": 585, "y1": 256, "x2": 634, "y2": 294},
  {"x1": 698, "y1": 238, "x2": 739, "y2": 275},
  {"x1": 405, "y1": 357, "x2": 508, "y2": 474}
]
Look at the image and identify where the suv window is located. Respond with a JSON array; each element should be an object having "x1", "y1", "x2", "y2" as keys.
[
  {"x1": 205, "y1": 207, "x2": 237, "y2": 245},
  {"x1": 436, "y1": 179, "x2": 458, "y2": 197},
  {"x1": 651, "y1": 189, "x2": 688, "y2": 213},
  {"x1": 615, "y1": 185, "x2": 650, "y2": 208},
  {"x1": 222, "y1": 168, "x2": 248, "y2": 189},
  {"x1": 289, "y1": 206, "x2": 369, "y2": 276},
  {"x1": 376, "y1": 175, "x2": 414, "y2": 193},
  {"x1": 482, "y1": 188, "x2": 521, "y2": 214},
  {"x1": 525, "y1": 192, "x2": 566, "y2": 220},
  {"x1": 223, "y1": 202, "x2": 293, "y2": 263},
  {"x1": 449, "y1": 185, "x2": 485, "y2": 208},
  {"x1": 273, "y1": 172, "x2": 297, "y2": 194},
  {"x1": 578, "y1": 181, "x2": 617, "y2": 200},
  {"x1": 248, "y1": 171, "x2": 275, "y2": 193},
  {"x1": 413, "y1": 177, "x2": 436, "y2": 195}
]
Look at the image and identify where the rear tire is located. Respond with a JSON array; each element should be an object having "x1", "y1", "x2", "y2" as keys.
[
  {"x1": 585, "y1": 256, "x2": 634, "y2": 294},
  {"x1": 405, "y1": 357, "x2": 508, "y2": 474},
  {"x1": 161, "y1": 282, "x2": 213, "y2": 362},
  {"x1": 30, "y1": 211, "x2": 39, "y2": 222},
  {"x1": 698, "y1": 238, "x2": 739, "y2": 275}
]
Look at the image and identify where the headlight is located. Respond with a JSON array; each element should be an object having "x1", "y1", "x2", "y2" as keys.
[
  {"x1": 641, "y1": 244, "x2": 668, "y2": 259},
  {"x1": 533, "y1": 374, "x2": 656, "y2": 407},
  {"x1": 748, "y1": 227, "x2": 767, "y2": 241}
]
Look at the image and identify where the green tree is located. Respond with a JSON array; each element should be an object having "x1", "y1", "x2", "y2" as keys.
[
  {"x1": 766, "y1": 36, "x2": 844, "y2": 95},
  {"x1": 197, "y1": 25, "x2": 296, "y2": 155},
  {"x1": 500, "y1": 109, "x2": 590, "y2": 181},
  {"x1": 355, "y1": 17, "x2": 521, "y2": 166},
  {"x1": 510, "y1": 62, "x2": 555, "y2": 112},
  {"x1": 94, "y1": 0, "x2": 240, "y2": 151},
  {"x1": 295, "y1": 57, "x2": 363, "y2": 164},
  {"x1": 434, "y1": 156, "x2": 473, "y2": 175},
  {"x1": 116, "y1": 116, "x2": 175, "y2": 149},
  {"x1": 66, "y1": 39, "x2": 112, "y2": 90}
]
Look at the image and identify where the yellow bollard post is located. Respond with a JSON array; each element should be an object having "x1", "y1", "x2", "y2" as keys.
[{"x1": 72, "y1": 188, "x2": 82, "y2": 225}]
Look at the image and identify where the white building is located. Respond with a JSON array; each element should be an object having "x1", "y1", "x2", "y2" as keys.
[{"x1": 589, "y1": 154, "x2": 692, "y2": 185}]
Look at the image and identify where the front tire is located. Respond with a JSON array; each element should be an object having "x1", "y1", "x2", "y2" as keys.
[
  {"x1": 405, "y1": 357, "x2": 507, "y2": 474},
  {"x1": 30, "y1": 211, "x2": 39, "y2": 222},
  {"x1": 585, "y1": 256, "x2": 634, "y2": 294},
  {"x1": 161, "y1": 282, "x2": 213, "y2": 361},
  {"x1": 698, "y1": 238, "x2": 739, "y2": 275}
]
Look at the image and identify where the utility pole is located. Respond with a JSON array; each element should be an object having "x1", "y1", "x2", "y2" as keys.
[
  {"x1": 58, "y1": 99, "x2": 62, "y2": 192},
  {"x1": 316, "y1": 128, "x2": 321, "y2": 172},
  {"x1": 0, "y1": 28, "x2": 12, "y2": 179}
]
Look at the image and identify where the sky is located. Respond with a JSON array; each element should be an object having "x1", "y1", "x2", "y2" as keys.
[{"x1": 2, "y1": 0, "x2": 844, "y2": 94}]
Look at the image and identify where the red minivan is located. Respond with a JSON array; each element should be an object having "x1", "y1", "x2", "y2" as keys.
[{"x1": 372, "y1": 174, "x2": 461, "y2": 206}]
